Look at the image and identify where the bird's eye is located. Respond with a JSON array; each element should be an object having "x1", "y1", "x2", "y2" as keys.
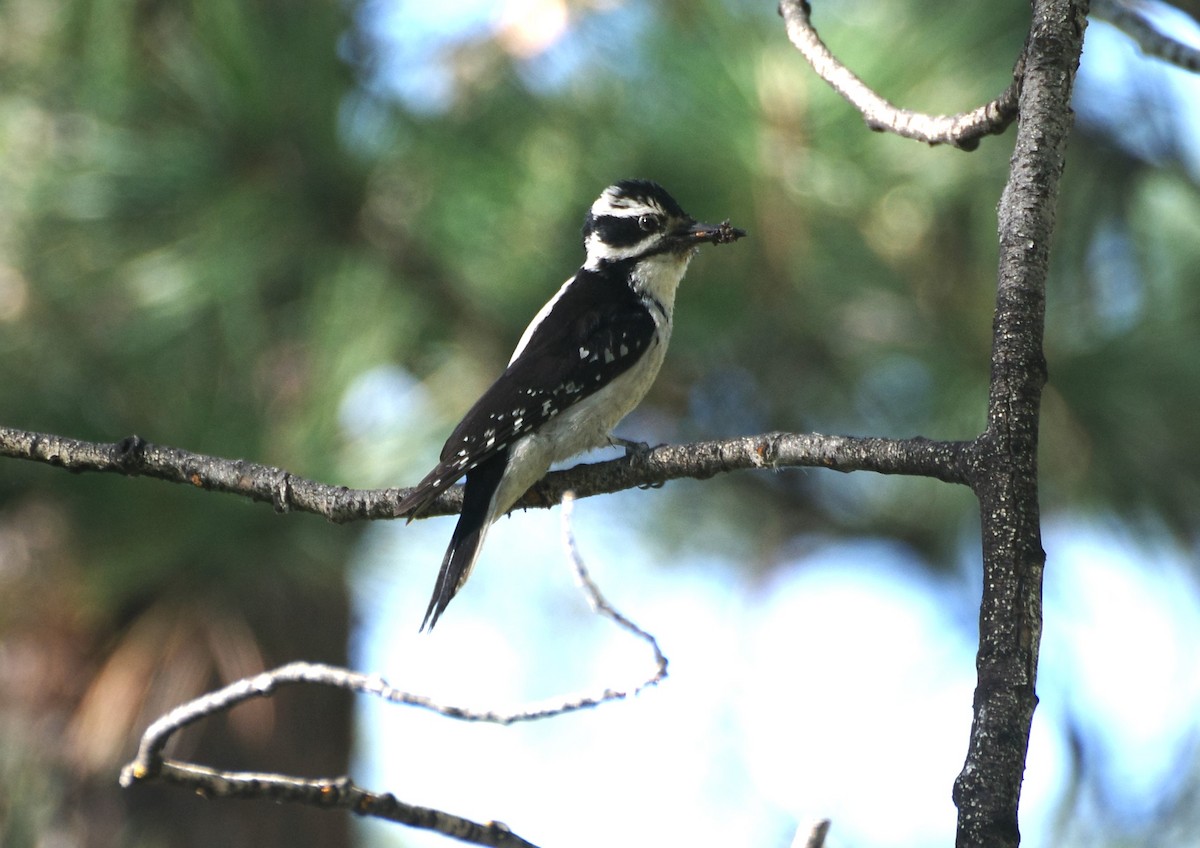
[{"x1": 638, "y1": 214, "x2": 660, "y2": 233}]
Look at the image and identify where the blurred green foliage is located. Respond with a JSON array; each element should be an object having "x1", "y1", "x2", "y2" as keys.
[{"x1": 1, "y1": 0, "x2": 1198, "y2": 844}]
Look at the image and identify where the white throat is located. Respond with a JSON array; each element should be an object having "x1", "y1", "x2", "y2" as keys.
[{"x1": 628, "y1": 250, "x2": 694, "y2": 317}]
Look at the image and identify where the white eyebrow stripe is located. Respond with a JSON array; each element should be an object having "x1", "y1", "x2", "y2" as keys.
[
  {"x1": 591, "y1": 191, "x2": 664, "y2": 219},
  {"x1": 592, "y1": 205, "x2": 654, "y2": 218}
]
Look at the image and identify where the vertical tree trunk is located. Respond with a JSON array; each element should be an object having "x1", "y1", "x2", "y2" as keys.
[{"x1": 954, "y1": 1, "x2": 1089, "y2": 845}]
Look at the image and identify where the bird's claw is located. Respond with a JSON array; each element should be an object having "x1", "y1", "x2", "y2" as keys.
[{"x1": 609, "y1": 436, "x2": 657, "y2": 459}]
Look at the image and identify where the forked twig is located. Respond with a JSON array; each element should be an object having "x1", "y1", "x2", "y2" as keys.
[{"x1": 778, "y1": 0, "x2": 1022, "y2": 150}]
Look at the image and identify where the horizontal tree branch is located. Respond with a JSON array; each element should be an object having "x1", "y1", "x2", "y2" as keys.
[
  {"x1": 778, "y1": 0, "x2": 1023, "y2": 150},
  {"x1": 145, "y1": 760, "x2": 540, "y2": 848},
  {"x1": 0, "y1": 425, "x2": 972, "y2": 523}
]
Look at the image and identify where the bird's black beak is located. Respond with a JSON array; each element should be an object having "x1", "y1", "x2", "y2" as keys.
[{"x1": 679, "y1": 218, "x2": 747, "y2": 246}]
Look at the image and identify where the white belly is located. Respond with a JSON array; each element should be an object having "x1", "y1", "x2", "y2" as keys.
[{"x1": 492, "y1": 325, "x2": 671, "y2": 515}]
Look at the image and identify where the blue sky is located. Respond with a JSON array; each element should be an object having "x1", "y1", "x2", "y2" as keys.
[
  {"x1": 340, "y1": 362, "x2": 1200, "y2": 848},
  {"x1": 347, "y1": 491, "x2": 1200, "y2": 847}
]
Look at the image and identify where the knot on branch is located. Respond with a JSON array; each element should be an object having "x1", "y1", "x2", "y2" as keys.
[
  {"x1": 116, "y1": 435, "x2": 147, "y2": 470},
  {"x1": 270, "y1": 470, "x2": 293, "y2": 513}
]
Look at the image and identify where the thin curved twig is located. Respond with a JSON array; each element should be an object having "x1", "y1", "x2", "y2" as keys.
[
  {"x1": 561, "y1": 491, "x2": 668, "y2": 694},
  {"x1": 119, "y1": 514, "x2": 667, "y2": 842},
  {"x1": 778, "y1": 0, "x2": 1023, "y2": 150},
  {"x1": 117, "y1": 662, "x2": 542, "y2": 846},
  {"x1": 1092, "y1": 0, "x2": 1200, "y2": 71},
  {"x1": 0, "y1": 425, "x2": 973, "y2": 523}
]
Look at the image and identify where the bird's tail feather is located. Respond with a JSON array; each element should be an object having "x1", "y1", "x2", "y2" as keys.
[
  {"x1": 420, "y1": 519, "x2": 491, "y2": 631},
  {"x1": 420, "y1": 453, "x2": 508, "y2": 631}
]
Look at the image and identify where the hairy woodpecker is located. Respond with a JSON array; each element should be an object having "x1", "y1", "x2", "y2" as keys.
[{"x1": 396, "y1": 179, "x2": 745, "y2": 630}]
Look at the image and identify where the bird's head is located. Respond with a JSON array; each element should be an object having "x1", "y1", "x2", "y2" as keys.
[{"x1": 581, "y1": 179, "x2": 745, "y2": 271}]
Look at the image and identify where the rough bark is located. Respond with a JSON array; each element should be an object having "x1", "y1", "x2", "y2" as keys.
[{"x1": 953, "y1": 1, "x2": 1089, "y2": 845}]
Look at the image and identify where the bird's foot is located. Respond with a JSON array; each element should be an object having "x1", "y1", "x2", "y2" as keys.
[
  {"x1": 608, "y1": 436, "x2": 665, "y2": 489},
  {"x1": 608, "y1": 435, "x2": 658, "y2": 459}
]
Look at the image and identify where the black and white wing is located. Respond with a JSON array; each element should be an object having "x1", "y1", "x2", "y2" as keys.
[{"x1": 395, "y1": 264, "x2": 656, "y2": 521}]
